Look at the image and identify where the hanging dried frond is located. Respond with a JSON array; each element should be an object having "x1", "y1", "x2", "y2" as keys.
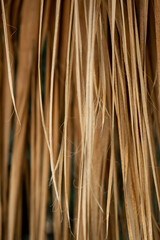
[{"x1": 0, "y1": 0, "x2": 160, "y2": 239}]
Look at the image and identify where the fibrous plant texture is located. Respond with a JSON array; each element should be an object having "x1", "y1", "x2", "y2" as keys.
[{"x1": 0, "y1": 0, "x2": 160, "y2": 239}]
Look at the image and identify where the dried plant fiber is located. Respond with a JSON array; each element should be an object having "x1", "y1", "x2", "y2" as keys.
[{"x1": 0, "y1": 0, "x2": 160, "y2": 239}]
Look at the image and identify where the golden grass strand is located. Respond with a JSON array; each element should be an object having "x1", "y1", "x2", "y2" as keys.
[{"x1": 1, "y1": 0, "x2": 160, "y2": 239}]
